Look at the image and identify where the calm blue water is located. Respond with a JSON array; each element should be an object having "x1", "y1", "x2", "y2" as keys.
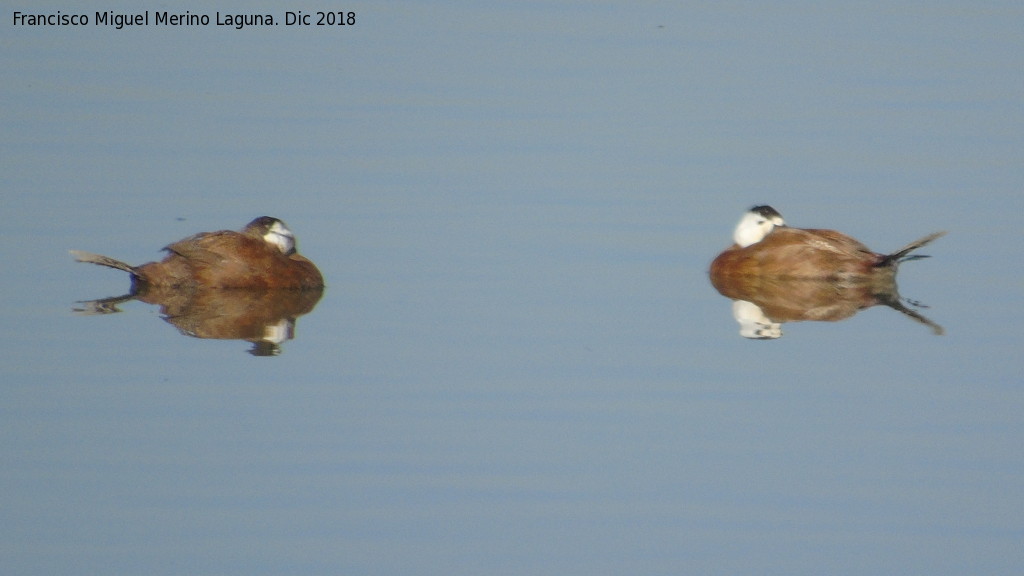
[{"x1": 3, "y1": 2, "x2": 1023, "y2": 575}]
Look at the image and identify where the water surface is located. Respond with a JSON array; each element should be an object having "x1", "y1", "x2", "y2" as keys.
[{"x1": 2, "y1": 2, "x2": 1023, "y2": 575}]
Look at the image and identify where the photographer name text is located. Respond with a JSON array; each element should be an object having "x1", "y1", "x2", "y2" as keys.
[{"x1": 12, "y1": 10, "x2": 356, "y2": 30}]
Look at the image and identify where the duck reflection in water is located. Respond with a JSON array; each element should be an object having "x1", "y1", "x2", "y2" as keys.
[
  {"x1": 709, "y1": 206, "x2": 945, "y2": 339},
  {"x1": 71, "y1": 217, "x2": 324, "y2": 355}
]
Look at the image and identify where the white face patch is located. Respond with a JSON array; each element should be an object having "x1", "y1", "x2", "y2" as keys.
[
  {"x1": 732, "y1": 300, "x2": 782, "y2": 339},
  {"x1": 264, "y1": 221, "x2": 296, "y2": 254},
  {"x1": 261, "y1": 318, "x2": 294, "y2": 344},
  {"x1": 733, "y1": 210, "x2": 785, "y2": 247}
]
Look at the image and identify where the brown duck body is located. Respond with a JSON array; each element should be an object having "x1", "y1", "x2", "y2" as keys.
[
  {"x1": 708, "y1": 206, "x2": 946, "y2": 337},
  {"x1": 710, "y1": 205, "x2": 944, "y2": 282},
  {"x1": 136, "y1": 230, "x2": 323, "y2": 289},
  {"x1": 710, "y1": 226, "x2": 886, "y2": 281},
  {"x1": 72, "y1": 217, "x2": 324, "y2": 290}
]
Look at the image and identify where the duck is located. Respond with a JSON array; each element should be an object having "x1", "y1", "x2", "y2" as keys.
[
  {"x1": 710, "y1": 205, "x2": 945, "y2": 281},
  {"x1": 71, "y1": 216, "x2": 324, "y2": 290}
]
